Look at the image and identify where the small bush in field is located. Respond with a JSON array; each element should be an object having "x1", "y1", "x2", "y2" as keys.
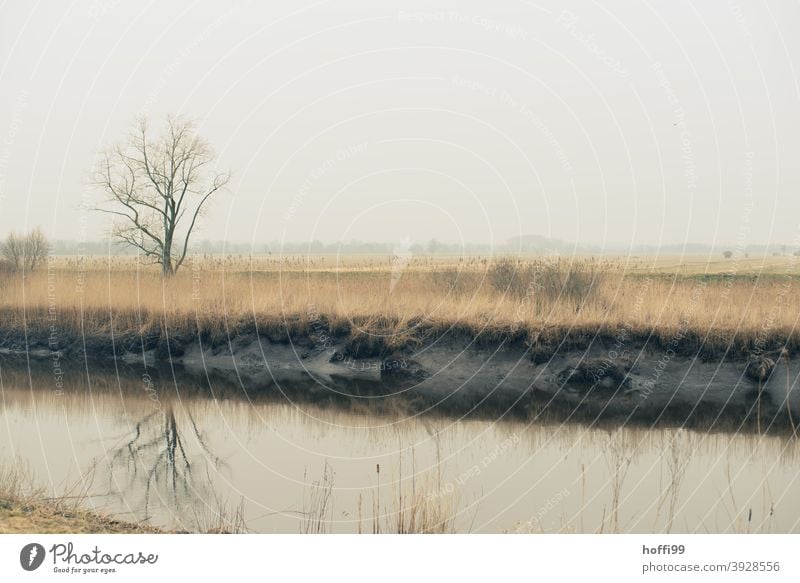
[
  {"x1": 488, "y1": 257, "x2": 605, "y2": 312},
  {"x1": 487, "y1": 258, "x2": 528, "y2": 298},
  {"x1": 1, "y1": 228, "x2": 50, "y2": 271}
]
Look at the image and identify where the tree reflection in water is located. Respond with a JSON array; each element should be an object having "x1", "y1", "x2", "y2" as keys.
[{"x1": 108, "y1": 403, "x2": 225, "y2": 522}]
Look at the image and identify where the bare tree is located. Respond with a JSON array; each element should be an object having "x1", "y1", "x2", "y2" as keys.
[
  {"x1": 93, "y1": 116, "x2": 229, "y2": 276},
  {"x1": 1, "y1": 232, "x2": 23, "y2": 270},
  {"x1": 1, "y1": 228, "x2": 50, "y2": 271},
  {"x1": 23, "y1": 227, "x2": 50, "y2": 270}
]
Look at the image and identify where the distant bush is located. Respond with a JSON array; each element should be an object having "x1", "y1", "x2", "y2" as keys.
[
  {"x1": 1, "y1": 228, "x2": 50, "y2": 271},
  {"x1": 488, "y1": 257, "x2": 605, "y2": 312},
  {"x1": 723, "y1": 250, "x2": 733, "y2": 259},
  {"x1": 429, "y1": 268, "x2": 480, "y2": 297},
  {"x1": 487, "y1": 258, "x2": 527, "y2": 298}
]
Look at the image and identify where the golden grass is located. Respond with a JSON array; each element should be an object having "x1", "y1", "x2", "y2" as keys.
[
  {"x1": 0, "y1": 498, "x2": 163, "y2": 534},
  {"x1": 2, "y1": 253, "x2": 800, "y2": 354},
  {"x1": 0, "y1": 465, "x2": 161, "y2": 534}
]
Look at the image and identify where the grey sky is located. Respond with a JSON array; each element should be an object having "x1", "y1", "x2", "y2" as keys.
[{"x1": 1, "y1": 0, "x2": 798, "y2": 249}]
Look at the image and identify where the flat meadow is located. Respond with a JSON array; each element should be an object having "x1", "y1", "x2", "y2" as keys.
[{"x1": 1, "y1": 252, "x2": 799, "y2": 354}]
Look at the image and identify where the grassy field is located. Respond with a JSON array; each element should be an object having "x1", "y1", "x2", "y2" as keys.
[{"x1": 1, "y1": 253, "x2": 799, "y2": 355}]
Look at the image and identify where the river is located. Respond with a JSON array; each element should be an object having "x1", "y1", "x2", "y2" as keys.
[{"x1": 0, "y1": 360, "x2": 798, "y2": 533}]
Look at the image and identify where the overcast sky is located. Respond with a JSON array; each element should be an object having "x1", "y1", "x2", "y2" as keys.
[{"x1": 1, "y1": 0, "x2": 799, "y2": 250}]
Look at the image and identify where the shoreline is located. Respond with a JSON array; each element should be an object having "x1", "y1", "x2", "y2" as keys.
[
  {"x1": 0, "y1": 495, "x2": 161, "y2": 535},
  {"x1": 3, "y1": 319, "x2": 799, "y2": 432}
]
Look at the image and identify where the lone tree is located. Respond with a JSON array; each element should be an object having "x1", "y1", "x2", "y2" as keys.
[
  {"x1": 94, "y1": 116, "x2": 229, "y2": 276},
  {"x1": 1, "y1": 228, "x2": 50, "y2": 271}
]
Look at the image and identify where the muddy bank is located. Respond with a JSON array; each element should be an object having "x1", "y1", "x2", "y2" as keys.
[{"x1": 3, "y1": 324, "x2": 800, "y2": 431}]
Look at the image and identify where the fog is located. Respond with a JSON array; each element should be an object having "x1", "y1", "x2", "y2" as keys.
[{"x1": 1, "y1": 0, "x2": 798, "y2": 251}]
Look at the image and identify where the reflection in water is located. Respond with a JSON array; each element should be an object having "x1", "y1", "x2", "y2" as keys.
[
  {"x1": 108, "y1": 406, "x2": 225, "y2": 521},
  {"x1": 1, "y1": 359, "x2": 799, "y2": 533}
]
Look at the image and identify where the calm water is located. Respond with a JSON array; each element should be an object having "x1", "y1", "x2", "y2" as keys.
[{"x1": 1, "y1": 361, "x2": 798, "y2": 533}]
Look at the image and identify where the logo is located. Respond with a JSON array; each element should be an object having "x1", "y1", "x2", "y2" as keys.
[{"x1": 20, "y1": 543, "x2": 46, "y2": 571}]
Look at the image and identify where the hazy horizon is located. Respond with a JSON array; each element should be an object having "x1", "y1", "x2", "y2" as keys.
[
  {"x1": 35, "y1": 234, "x2": 800, "y2": 256},
  {"x1": 2, "y1": 0, "x2": 799, "y2": 250}
]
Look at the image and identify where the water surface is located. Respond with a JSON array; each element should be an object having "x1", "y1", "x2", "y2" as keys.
[{"x1": 1, "y1": 361, "x2": 798, "y2": 533}]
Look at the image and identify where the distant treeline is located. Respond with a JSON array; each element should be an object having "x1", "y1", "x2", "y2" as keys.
[
  {"x1": 49, "y1": 238, "x2": 495, "y2": 255},
  {"x1": 50, "y1": 239, "x2": 502, "y2": 256},
  {"x1": 46, "y1": 236, "x2": 798, "y2": 257}
]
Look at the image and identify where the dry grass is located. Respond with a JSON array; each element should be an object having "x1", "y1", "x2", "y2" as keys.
[
  {"x1": 303, "y1": 458, "x2": 458, "y2": 534},
  {"x1": 1, "y1": 253, "x2": 800, "y2": 355},
  {"x1": 389, "y1": 476, "x2": 457, "y2": 534},
  {"x1": 0, "y1": 465, "x2": 161, "y2": 534},
  {"x1": 0, "y1": 462, "x2": 248, "y2": 534},
  {"x1": 0, "y1": 498, "x2": 163, "y2": 534}
]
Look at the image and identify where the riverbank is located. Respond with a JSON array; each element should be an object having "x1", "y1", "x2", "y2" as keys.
[
  {"x1": 3, "y1": 316, "x2": 799, "y2": 433},
  {"x1": 0, "y1": 467, "x2": 249, "y2": 534},
  {"x1": 2, "y1": 255, "x2": 800, "y2": 431},
  {"x1": 0, "y1": 488, "x2": 160, "y2": 534},
  {"x1": 0, "y1": 462, "x2": 158, "y2": 534}
]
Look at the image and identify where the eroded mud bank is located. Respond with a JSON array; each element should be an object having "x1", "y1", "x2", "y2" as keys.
[{"x1": 3, "y1": 326, "x2": 799, "y2": 430}]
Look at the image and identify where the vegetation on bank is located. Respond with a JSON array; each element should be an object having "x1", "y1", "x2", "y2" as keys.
[
  {"x1": 0, "y1": 467, "x2": 159, "y2": 534},
  {"x1": 0, "y1": 465, "x2": 250, "y2": 534},
  {"x1": 0, "y1": 254, "x2": 798, "y2": 359},
  {"x1": 0, "y1": 497, "x2": 161, "y2": 534}
]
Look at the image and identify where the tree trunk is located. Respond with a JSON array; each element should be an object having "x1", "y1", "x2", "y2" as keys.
[
  {"x1": 162, "y1": 248, "x2": 174, "y2": 277},
  {"x1": 163, "y1": 230, "x2": 174, "y2": 276}
]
